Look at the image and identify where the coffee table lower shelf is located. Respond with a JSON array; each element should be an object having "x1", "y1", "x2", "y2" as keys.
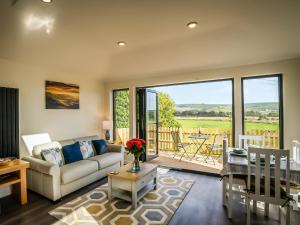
[
  {"x1": 111, "y1": 182, "x2": 156, "y2": 203},
  {"x1": 107, "y1": 163, "x2": 158, "y2": 209}
]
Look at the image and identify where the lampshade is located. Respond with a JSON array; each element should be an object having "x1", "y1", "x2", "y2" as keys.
[{"x1": 102, "y1": 120, "x2": 113, "y2": 130}]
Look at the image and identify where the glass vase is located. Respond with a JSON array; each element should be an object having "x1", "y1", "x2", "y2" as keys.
[{"x1": 131, "y1": 155, "x2": 141, "y2": 173}]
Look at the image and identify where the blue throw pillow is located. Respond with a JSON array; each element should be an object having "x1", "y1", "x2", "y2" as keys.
[
  {"x1": 92, "y1": 139, "x2": 108, "y2": 155},
  {"x1": 62, "y1": 142, "x2": 83, "y2": 164}
]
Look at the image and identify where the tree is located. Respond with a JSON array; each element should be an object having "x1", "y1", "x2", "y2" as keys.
[
  {"x1": 158, "y1": 92, "x2": 181, "y2": 128},
  {"x1": 114, "y1": 90, "x2": 181, "y2": 128},
  {"x1": 115, "y1": 90, "x2": 129, "y2": 128}
]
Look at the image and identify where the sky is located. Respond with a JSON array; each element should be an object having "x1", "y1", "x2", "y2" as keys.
[{"x1": 152, "y1": 77, "x2": 279, "y2": 104}]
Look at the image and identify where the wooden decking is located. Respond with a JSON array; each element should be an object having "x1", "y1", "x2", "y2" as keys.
[{"x1": 149, "y1": 152, "x2": 223, "y2": 174}]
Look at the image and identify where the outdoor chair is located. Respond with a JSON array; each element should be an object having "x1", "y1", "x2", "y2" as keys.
[
  {"x1": 204, "y1": 133, "x2": 224, "y2": 165},
  {"x1": 170, "y1": 131, "x2": 192, "y2": 161}
]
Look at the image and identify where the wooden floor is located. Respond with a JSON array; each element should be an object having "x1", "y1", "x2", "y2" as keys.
[{"x1": 0, "y1": 170, "x2": 299, "y2": 225}]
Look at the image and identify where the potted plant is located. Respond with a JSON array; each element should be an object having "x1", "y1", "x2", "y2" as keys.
[{"x1": 126, "y1": 138, "x2": 146, "y2": 173}]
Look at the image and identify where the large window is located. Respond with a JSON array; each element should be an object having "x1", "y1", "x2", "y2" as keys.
[
  {"x1": 113, "y1": 89, "x2": 130, "y2": 145},
  {"x1": 242, "y1": 75, "x2": 283, "y2": 148},
  {"x1": 152, "y1": 79, "x2": 235, "y2": 147}
]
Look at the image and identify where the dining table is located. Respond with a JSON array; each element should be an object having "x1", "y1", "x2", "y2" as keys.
[
  {"x1": 188, "y1": 135, "x2": 210, "y2": 160},
  {"x1": 221, "y1": 147, "x2": 300, "y2": 186}
]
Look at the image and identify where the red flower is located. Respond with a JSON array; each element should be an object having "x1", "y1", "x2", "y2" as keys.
[
  {"x1": 133, "y1": 141, "x2": 142, "y2": 150},
  {"x1": 131, "y1": 138, "x2": 146, "y2": 145},
  {"x1": 139, "y1": 139, "x2": 146, "y2": 144},
  {"x1": 126, "y1": 141, "x2": 133, "y2": 149},
  {"x1": 126, "y1": 138, "x2": 146, "y2": 155}
]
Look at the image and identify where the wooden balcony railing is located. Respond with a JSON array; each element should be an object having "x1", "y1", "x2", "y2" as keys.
[{"x1": 115, "y1": 127, "x2": 280, "y2": 153}]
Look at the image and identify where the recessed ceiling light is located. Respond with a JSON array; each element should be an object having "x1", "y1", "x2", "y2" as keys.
[
  {"x1": 187, "y1": 21, "x2": 198, "y2": 29},
  {"x1": 41, "y1": 0, "x2": 52, "y2": 3},
  {"x1": 117, "y1": 41, "x2": 126, "y2": 46}
]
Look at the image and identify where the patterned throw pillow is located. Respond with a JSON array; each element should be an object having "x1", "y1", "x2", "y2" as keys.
[
  {"x1": 78, "y1": 140, "x2": 95, "y2": 159},
  {"x1": 41, "y1": 148, "x2": 64, "y2": 167}
]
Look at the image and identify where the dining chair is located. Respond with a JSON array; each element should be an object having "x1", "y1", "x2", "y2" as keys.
[
  {"x1": 246, "y1": 147, "x2": 291, "y2": 225},
  {"x1": 290, "y1": 140, "x2": 300, "y2": 211},
  {"x1": 239, "y1": 135, "x2": 265, "y2": 149},
  {"x1": 291, "y1": 140, "x2": 300, "y2": 163},
  {"x1": 205, "y1": 133, "x2": 224, "y2": 165},
  {"x1": 239, "y1": 135, "x2": 265, "y2": 212},
  {"x1": 222, "y1": 138, "x2": 247, "y2": 219},
  {"x1": 170, "y1": 131, "x2": 191, "y2": 161}
]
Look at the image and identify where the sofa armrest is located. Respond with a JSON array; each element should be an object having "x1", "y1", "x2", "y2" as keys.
[
  {"x1": 107, "y1": 144, "x2": 125, "y2": 154},
  {"x1": 22, "y1": 156, "x2": 60, "y2": 176}
]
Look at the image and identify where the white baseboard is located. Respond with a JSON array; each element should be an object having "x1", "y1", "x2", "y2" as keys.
[{"x1": 0, "y1": 186, "x2": 12, "y2": 198}]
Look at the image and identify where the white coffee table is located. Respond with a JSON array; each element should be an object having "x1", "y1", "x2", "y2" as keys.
[{"x1": 107, "y1": 163, "x2": 158, "y2": 209}]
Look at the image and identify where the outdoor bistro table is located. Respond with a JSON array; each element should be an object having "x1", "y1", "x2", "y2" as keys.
[
  {"x1": 188, "y1": 135, "x2": 210, "y2": 160},
  {"x1": 221, "y1": 148, "x2": 300, "y2": 186}
]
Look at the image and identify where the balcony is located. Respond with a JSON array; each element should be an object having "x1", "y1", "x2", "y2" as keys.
[{"x1": 115, "y1": 127, "x2": 279, "y2": 174}]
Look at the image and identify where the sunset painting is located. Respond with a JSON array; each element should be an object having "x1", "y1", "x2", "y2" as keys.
[{"x1": 45, "y1": 81, "x2": 79, "y2": 109}]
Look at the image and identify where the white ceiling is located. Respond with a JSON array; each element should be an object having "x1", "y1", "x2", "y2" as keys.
[{"x1": 0, "y1": 0, "x2": 300, "y2": 81}]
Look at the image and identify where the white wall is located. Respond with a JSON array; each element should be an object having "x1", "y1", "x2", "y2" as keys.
[
  {"x1": 104, "y1": 58, "x2": 300, "y2": 149},
  {"x1": 0, "y1": 58, "x2": 105, "y2": 158}
]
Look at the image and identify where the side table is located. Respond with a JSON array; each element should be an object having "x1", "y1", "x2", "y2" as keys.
[{"x1": 0, "y1": 159, "x2": 30, "y2": 205}]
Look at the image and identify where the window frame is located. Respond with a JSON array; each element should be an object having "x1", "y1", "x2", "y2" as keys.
[
  {"x1": 241, "y1": 74, "x2": 284, "y2": 148},
  {"x1": 112, "y1": 88, "x2": 130, "y2": 142}
]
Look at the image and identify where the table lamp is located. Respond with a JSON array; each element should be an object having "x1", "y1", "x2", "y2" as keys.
[{"x1": 103, "y1": 121, "x2": 113, "y2": 141}]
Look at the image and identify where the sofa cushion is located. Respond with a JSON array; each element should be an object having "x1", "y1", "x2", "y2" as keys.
[
  {"x1": 32, "y1": 141, "x2": 62, "y2": 159},
  {"x1": 62, "y1": 142, "x2": 83, "y2": 164},
  {"x1": 78, "y1": 140, "x2": 95, "y2": 159},
  {"x1": 41, "y1": 148, "x2": 64, "y2": 167},
  {"x1": 87, "y1": 152, "x2": 122, "y2": 169},
  {"x1": 60, "y1": 160, "x2": 98, "y2": 184},
  {"x1": 92, "y1": 139, "x2": 108, "y2": 155}
]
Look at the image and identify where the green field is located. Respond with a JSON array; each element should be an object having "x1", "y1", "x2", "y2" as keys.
[
  {"x1": 175, "y1": 102, "x2": 278, "y2": 114},
  {"x1": 177, "y1": 118, "x2": 279, "y2": 131}
]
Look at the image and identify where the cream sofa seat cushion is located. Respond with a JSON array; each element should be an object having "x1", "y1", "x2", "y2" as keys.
[
  {"x1": 60, "y1": 160, "x2": 98, "y2": 185},
  {"x1": 32, "y1": 141, "x2": 62, "y2": 159},
  {"x1": 87, "y1": 153, "x2": 123, "y2": 169}
]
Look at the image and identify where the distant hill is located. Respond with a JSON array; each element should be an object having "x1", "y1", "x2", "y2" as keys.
[
  {"x1": 244, "y1": 102, "x2": 278, "y2": 113},
  {"x1": 175, "y1": 102, "x2": 278, "y2": 114},
  {"x1": 175, "y1": 104, "x2": 232, "y2": 112}
]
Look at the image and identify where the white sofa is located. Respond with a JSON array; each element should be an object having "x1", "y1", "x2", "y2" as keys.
[{"x1": 22, "y1": 136, "x2": 124, "y2": 201}]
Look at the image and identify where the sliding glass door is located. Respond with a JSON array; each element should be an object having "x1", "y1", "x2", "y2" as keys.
[
  {"x1": 242, "y1": 74, "x2": 283, "y2": 148},
  {"x1": 136, "y1": 88, "x2": 159, "y2": 161},
  {"x1": 146, "y1": 90, "x2": 159, "y2": 159}
]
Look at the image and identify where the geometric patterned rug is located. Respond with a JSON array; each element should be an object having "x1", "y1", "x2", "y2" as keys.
[{"x1": 49, "y1": 171, "x2": 194, "y2": 225}]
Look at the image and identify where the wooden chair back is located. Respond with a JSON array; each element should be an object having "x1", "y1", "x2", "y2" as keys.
[
  {"x1": 171, "y1": 131, "x2": 181, "y2": 150},
  {"x1": 292, "y1": 140, "x2": 300, "y2": 163},
  {"x1": 222, "y1": 138, "x2": 229, "y2": 165},
  {"x1": 247, "y1": 147, "x2": 290, "y2": 205},
  {"x1": 211, "y1": 133, "x2": 224, "y2": 148},
  {"x1": 239, "y1": 135, "x2": 264, "y2": 149}
]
